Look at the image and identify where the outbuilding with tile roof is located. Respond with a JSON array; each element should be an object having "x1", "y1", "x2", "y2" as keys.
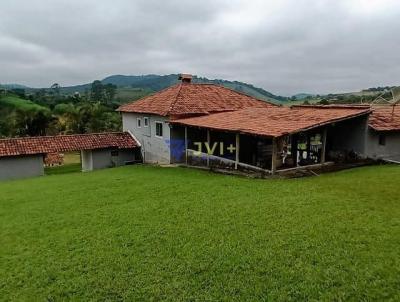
[{"x1": 0, "y1": 132, "x2": 141, "y2": 181}]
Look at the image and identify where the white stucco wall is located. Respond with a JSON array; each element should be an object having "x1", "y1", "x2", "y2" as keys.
[
  {"x1": 366, "y1": 130, "x2": 400, "y2": 161},
  {"x1": 81, "y1": 148, "x2": 137, "y2": 171},
  {"x1": 122, "y1": 113, "x2": 171, "y2": 164},
  {"x1": 81, "y1": 150, "x2": 93, "y2": 171},
  {"x1": 91, "y1": 149, "x2": 113, "y2": 170},
  {"x1": 0, "y1": 155, "x2": 44, "y2": 181}
]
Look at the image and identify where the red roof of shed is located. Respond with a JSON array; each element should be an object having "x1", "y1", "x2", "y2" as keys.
[
  {"x1": 171, "y1": 106, "x2": 371, "y2": 138},
  {"x1": 0, "y1": 132, "x2": 138, "y2": 158},
  {"x1": 117, "y1": 83, "x2": 277, "y2": 117},
  {"x1": 369, "y1": 105, "x2": 400, "y2": 131}
]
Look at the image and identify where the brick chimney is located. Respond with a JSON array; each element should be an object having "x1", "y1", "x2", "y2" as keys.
[{"x1": 179, "y1": 73, "x2": 192, "y2": 84}]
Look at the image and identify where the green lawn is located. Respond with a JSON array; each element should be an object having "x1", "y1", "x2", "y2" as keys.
[
  {"x1": 115, "y1": 87, "x2": 154, "y2": 104},
  {"x1": 45, "y1": 163, "x2": 81, "y2": 175},
  {"x1": 0, "y1": 95, "x2": 47, "y2": 111},
  {"x1": 0, "y1": 165, "x2": 399, "y2": 301}
]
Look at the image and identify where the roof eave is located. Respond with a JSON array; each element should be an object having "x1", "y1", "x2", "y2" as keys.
[
  {"x1": 369, "y1": 126, "x2": 400, "y2": 132},
  {"x1": 282, "y1": 109, "x2": 372, "y2": 137}
]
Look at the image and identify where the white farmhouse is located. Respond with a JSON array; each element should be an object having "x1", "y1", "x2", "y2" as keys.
[{"x1": 118, "y1": 74, "x2": 276, "y2": 164}]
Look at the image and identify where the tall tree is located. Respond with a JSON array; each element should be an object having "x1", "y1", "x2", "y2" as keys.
[
  {"x1": 14, "y1": 108, "x2": 53, "y2": 136},
  {"x1": 50, "y1": 83, "x2": 60, "y2": 96},
  {"x1": 104, "y1": 84, "x2": 117, "y2": 104},
  {"x1": 90, "y1": 80, "x2": 104, "y2": 102}
]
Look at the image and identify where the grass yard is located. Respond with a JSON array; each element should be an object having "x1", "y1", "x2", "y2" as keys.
[
  {"x1": 44, "y1": 163, "x2": 81, "y2": 175},
  {"x1": 115, "y1": 87, "x2": 154, "y2": 104},
  {"x1": 0, "y1": 165, "x2": 399, "y2": 301},
  {"x1": 0, "y1": 95, "x2": 47, "y2": 111},
  {"x1": 44, "y1": 152, "x2": 82, "y2": 175}
]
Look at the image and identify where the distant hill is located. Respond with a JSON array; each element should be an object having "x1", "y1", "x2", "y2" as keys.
[
  {"x1": 53, "y1": 74, "x2": 287, "y2": 104},
  {"x1": 292, "y1": 93, "x2": 315, "y2": 100},
  {"x1": 0, "y1": 83, "x2": 29, "y2": 89}
]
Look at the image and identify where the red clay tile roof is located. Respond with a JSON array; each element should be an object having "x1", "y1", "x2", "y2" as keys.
[
  {"x1": 0, "y1": 132, "x2": 138, "y2": 158},
  {"x1": 369, "y1": 105, "x2": 400, "y2": 131},
  {"x1": 117, "y1": 83, "x2": 277, "y2": 117},
  {"x1": 171, "y1": 106, "x2": 371, "y2": 138},
  {"x1": 293, "y1": 104, "x2": 372, "y2": 110}
]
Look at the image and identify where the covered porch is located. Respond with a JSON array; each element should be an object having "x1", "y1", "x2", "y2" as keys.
[
  {"x1": 170, "y1": 106, "x2": 371, "y2": 175},
  {"x1": 171, "y1": 126, "x2": 330, "y2": 175}
]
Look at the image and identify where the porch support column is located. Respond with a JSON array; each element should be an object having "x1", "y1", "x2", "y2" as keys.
[
  {"x1": 306, "y1": 134, "x2": 311, "y2": 159},
  {"x1": 321, "y1": 128, "x2": 327, "y2": 163},
  {"x1": 235, "y1": 133, "x2": 240, "y2": 170},
  {"x1": 207, "y1": 129, "x2": 210, "y2": 167},
  {"x1": 271, "y1": 137, "x2": 277, "y2": 174},
  {"x1": 291, "y1": 134, "x2": 298, "y2": 167},
  {"x1": 290, "y1": 134, "x2": 298, "y2": 167},
  {"x1": 184, "y1": 126, "x2": 188, "y2": 165}
]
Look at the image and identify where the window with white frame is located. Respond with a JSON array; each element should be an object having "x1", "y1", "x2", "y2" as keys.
[
  {"x1": 155, "y1": 121, "x2": 163, "y2": 137},
  {"x1": 137, "y1": 118, "x2": 141, "y2": 128},
  {"x1": 144, "y1": 117, "x2": 149, "y2": 127}
]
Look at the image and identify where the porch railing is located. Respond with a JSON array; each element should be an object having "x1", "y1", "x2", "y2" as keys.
[{"x1": 186, "y1": 149, "x2": 271, "y2": 174}]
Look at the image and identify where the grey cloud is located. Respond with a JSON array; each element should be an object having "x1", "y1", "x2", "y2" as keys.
[{"x1": 1, "y1": 0, "x2": 400, "y2": 95}]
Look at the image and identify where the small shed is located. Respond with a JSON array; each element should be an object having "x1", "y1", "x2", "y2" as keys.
[{"x1": 0, "y1": 132, "x2": 141, "y2": 181}]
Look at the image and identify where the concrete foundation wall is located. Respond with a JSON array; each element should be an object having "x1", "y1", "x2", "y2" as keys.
[
  {"x1": 122, "y1": 113, "x2": 170, "y2": 164},
  {"x1": 81, "y1": 148, "x2": 137, "y2": 171},
  {"x1": 0, "y1": 155, "x2": 44, "y2": 181},
  {"x1": 366, "y1": 130, "x2": 400, "y2": 161}
]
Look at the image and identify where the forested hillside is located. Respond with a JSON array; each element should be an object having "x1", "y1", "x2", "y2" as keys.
[
  {"x1": 0, "y1": 82, "x2": 121, "y2": 138},
  {"x1": 41, "y1": 74, "x2": 287, "y2": 103},
  {"x1": 0, "y1": 74, "x2": 286, "y2": 138},
  {"x1": 3, "y1": 74, "x2": 395, "y2": 138}
]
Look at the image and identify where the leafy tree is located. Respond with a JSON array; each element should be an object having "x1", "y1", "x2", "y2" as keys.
[
  {"x1": 53, "y1": 102, "x2": 121, "y2": 134},
  {"x1": 0, "y1": 109, "x2": 16, "y2": 137},
  {"x1": 14, "y1": 108, "x2": 53, "y2": 136},
  {"x1": 90, "y1": 80, "x2": 104, "y2": 102},
  {"x1": 104, "y1": 84, "x2": 117, "y2": 104},
  {"x1": 54, "y1": 103, "x2": 83, "y2": 133},
  {"x1": 10, "y1": 88, "x2": 25, "y2": 98},
  {"x1": 50, "y1": 83, "x2": 60, "y2": 96}
]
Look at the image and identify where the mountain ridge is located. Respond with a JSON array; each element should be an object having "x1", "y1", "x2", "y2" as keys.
[{"x1": 1, "y1": 74, "x2": 287, "y2": 103}]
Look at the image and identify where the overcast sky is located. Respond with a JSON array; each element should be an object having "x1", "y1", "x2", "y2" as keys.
[{"x1": 1, "y1": 0, "x2": 399, "y2": 95}]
